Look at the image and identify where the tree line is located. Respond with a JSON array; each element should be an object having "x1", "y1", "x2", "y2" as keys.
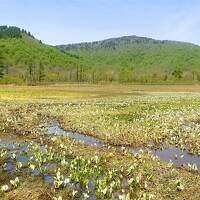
[
  {"x1": 1, "y1": 58, "x2": 200, "y2": 84},
  {"x1": 0, "y1": 26, "x2": 35, "y2": 39},
  {"x1": 0, "y1": 51, "x2": 45, "y2": 84}
]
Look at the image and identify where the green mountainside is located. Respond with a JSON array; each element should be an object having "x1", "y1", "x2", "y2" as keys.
[
  {"x1": 0, "y1": 26, "x2": 82, "y2": 84},
  {"x1": 57, "y1": 36, "x2": 200, "y2": 83},
  {"x1": 1, "y1": 26, "x2": 200, "y2": 84}
]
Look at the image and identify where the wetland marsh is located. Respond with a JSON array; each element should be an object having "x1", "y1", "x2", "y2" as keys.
[{"x1": 0, "y1": 84, "x2": 200, "y2": 200}]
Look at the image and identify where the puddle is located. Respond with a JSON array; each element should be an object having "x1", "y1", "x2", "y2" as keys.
[
  {"x1": 47, "y1": 122, "x2": 105, "y2": 147},
  {"x1": 47, "y1": 122, "x2": 200, "y2": 174},
  {"x1": 0, "y1": 137, "x2": 22, "y2": 150},
  {"x1": 44, "y1": 174, "x2": 54, "y2": 186},
  {"x1": 151, "y1": 147, "x2": 200, "y2": 168}
]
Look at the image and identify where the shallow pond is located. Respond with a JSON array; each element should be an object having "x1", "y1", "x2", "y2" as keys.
[{"x1": 47, "y1": 122, "x2": 200, "y2": 174}]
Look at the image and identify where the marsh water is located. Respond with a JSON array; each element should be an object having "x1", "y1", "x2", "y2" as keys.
[
  {"x1": 0, "y1": 136, "x2": 56, "y2": 186},
  {"x1": 0, "y1": 121, "x2": 200, "y2": 192},
  {"x1": 47, "y1": 121, "x2": 200, "y2": 174}
]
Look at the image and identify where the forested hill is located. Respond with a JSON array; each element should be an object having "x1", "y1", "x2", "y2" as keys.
[
  {"x1": 0, "y1": 26, "x2": 83, "y2": 84},
  {"x1": 0, "y1": 26, "x2": 35, "y2": 39},
  {"x1": 57, "y1": 36, "x2": 200, "y2": 83},
  {"x1": 1, "y1": 26, "x2": 200, "y2": 84},
  {"x1": 57, "y1": 35, "x2": 174, "y2": 50}
]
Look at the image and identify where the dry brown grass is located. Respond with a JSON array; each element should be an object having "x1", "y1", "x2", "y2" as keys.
[
  {"x1": 3, "y1": 177, "x2": 53, "y2": 200},
  {"x1": 1, "y1": 83, "x2": 200, "y2": 100}
]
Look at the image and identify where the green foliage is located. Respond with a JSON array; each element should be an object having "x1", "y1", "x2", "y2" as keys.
[
  {"x1": 0, "y1": 26, "x2": 22, "y2": 39},
  {"x1": 1, "y1": 27, "x2": 200, "y2": 84},
  {"x1": 172, "y1": 68, "x2": 183, "y2": 80},
  {"x1": 60, "y1": 35, "x2": 166, "y2": 50},
  {"x1": 0, "y1": 52, "x2": 4, "y2": 78},
  {"x1": 0, "y1": 26, "x2": 36, "y2": 39},
  {"x1": 0, "y1": 34, "x2": 82, "y2": 83},
  {"x1": 38, "y1": 62, "x2": 45, "y2": 82},
  {"x1": 57, "y1": 35, "x2": 200, "y2": 83}
]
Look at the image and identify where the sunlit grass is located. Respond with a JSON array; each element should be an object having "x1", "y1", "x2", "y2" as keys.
[{"x1": 0, "y1": 86, "x2": 96, "y2": 99}]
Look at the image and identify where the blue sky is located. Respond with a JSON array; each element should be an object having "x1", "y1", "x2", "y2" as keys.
[{"x1": 1, "y1": 0, "x2": 200, "y2": 45}]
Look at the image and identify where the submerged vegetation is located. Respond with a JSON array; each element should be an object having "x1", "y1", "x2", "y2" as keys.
[{"x1": 0, "y1": 85, "x2": 200, "y2": 199}]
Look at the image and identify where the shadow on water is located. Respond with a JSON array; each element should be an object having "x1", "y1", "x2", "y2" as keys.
[{"x1": 47, "y1": 121, "x2": 200, "y2": 174}]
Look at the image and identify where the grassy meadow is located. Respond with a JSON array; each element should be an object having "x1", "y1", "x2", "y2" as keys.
[{"x1": 0, "y1": 84, "x2": 200, "y2": 200}]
